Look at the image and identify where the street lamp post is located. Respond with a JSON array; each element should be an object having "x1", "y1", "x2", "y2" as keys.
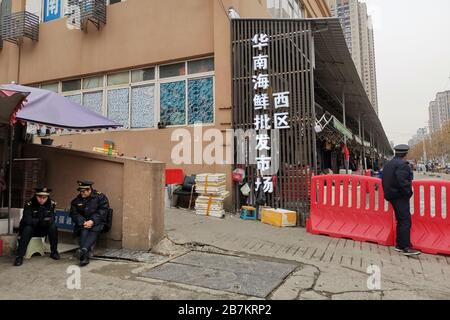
[{"x1": 422, "y1": 136, "x2": 427, "y2": 165}]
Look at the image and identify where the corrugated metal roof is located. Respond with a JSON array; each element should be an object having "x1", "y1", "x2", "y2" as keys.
[{"x1": 310, "y1": 18, "x2": 392, "y2": 154}]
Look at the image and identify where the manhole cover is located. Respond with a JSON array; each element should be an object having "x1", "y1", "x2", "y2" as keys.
[{"x1": 141, "y1": 251, "x2": 297, "y2": 297}]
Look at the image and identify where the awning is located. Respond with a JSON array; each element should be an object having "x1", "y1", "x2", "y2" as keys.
[
  {"x1": 311, "y1": 18, "x2": 393, "y2": 155},
  {"x1": 332, "y1": 116, "x2": 353, "y2": 141},
  {"x1": 0, "y1": 84, "x2": 122, "y2": 131}
]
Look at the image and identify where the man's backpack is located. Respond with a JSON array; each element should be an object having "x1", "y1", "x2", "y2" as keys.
[{"x1": 103, "y1": 208, "x2": 113, "y2": 233}]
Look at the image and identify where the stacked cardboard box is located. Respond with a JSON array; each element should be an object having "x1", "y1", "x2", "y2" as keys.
[
  {"x1": 195, "y1": 174, "x2": 229, "y2": 218},
  {"x1": 261, "y1": 208, "x2": 297, "y2": 227}
]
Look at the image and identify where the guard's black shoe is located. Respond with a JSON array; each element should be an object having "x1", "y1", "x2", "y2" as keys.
[
  {"x1": 14, "y1": 257, "x2": 24, "y2": 267},
  {"x1": 403, "y1": 248, "x2": 421, "y2": 256},
  {"x1": 50, "y1": 252, "x2": 61, "y2": 261},
  {"x1": 80, "y1": 249, "x2": 90, "y2": 267},
  {"x1": 394, "y1": 246, "x2": 403, "y2": 252}
]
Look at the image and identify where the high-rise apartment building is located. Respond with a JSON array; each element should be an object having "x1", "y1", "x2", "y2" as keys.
[
  {"x1": 326, "y1": 0, "x2": 379, "y2": 115},
  {"x1": 266, "y1": 0, "x2": 330, "y2": 18},
  {"x1": 408, "y1": 127, "x2": 428, "y2": 147},
  {"x1": 429, "y1": 100, "x2": 440, "y2": 134},
  {"x1": 428, "y1": 90, "x2": 450, "y2": 134}
]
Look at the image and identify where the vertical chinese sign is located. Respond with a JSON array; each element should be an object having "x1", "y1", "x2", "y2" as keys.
[
  {"x1": 252, "y1": 33, "x2": 291, "y2": 195},
  {"x1": 44, "y1": 0, "x2": 61, "y2": 22},
  {"x1": 232, "y1": 20, "x2": 315, "y2": 226}
]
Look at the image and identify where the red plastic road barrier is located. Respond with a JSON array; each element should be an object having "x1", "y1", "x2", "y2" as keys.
[
  {"x1": 408, "y1": 180, "x2": 450, "y2": 255},
  {"x1": 0, "y1": 239, "x2": 3, "y2": 257},
  {"x1": 307, "y1": 175, "x2": 395, "y2": 246}
]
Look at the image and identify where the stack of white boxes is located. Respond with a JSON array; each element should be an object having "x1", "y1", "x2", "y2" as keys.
[{"x1": 195, "y1": 174, "x2": 229, "y2": 218}]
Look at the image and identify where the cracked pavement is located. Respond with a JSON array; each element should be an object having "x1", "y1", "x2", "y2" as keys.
[
  {"x1": 163, "y1": 207, "x2": 450, "y2": 300},
  {"x1": 1, "y1": 206, "x2": 449, "y2": 300}
]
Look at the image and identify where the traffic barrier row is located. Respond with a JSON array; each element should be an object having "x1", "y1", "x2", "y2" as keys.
[
  {"x1": 410, "y1": 181, "x2": 450, "y2": 255},
  {"x1": 306, "y1": 175, "x2": 395, "y2": 246},
  {"x1": 306, "y1": 175, "x2": 450, "y2": 255}
]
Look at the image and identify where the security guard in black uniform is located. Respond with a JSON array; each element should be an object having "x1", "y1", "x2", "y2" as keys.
[
  {"x1": 14, "y1": 187, "x2": 60, "y2": 266},
  {"x1": 70, "y1": 181, "x2": 110, "y2": 266},
  {"x1": 382, "y1": 145, "x2": 421, "y2": 256}
]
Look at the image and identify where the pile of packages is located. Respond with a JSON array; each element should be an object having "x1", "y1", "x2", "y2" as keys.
[{"x1": 195, "y1": 174, "x2": 229, "y2": 218}]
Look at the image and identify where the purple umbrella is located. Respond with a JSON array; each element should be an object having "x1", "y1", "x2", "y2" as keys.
[
  {"x1": 0, "y1": 89, "x2": 30, "y2": 124},
  {"x1": 1, "y1": 84, "x2": 122, "y2": 130},
  {"x1": 0, "y1": 84, "x2": 122, "y2": 235}
]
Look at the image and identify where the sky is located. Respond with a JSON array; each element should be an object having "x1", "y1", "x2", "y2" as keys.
[{"x1": 363, "y1": 0, "x2": 450, "y2": 145}]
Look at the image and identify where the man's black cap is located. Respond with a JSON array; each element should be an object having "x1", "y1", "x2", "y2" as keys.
[
  {"x1": 394, "y1": 144, "x2": 410, "y2": 154},
  {"x1": 35, "y1": 187, "x2": 52, "y2": 196},
  {"x1": 77, "y1": 180, "x2": 94, "y2": 191}
]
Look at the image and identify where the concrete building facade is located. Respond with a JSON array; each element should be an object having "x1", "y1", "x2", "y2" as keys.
[
  {"x1": 326, "y1": 0, "x2": 379, "y2": 114},
  {"x1": 0, "y1": 0, "x2": 331, "y2": 212}
]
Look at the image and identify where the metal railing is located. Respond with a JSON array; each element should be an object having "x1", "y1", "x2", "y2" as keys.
[
  {"x1": 1, "y1": 11, "x2": 39, "y2": 45},
  {"x1": 66, "y1": 0, "x2": 107, "y2": 31}
]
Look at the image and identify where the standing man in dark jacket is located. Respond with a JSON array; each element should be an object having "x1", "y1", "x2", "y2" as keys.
[
  {"x1": 70, "y1": 180, "x2": 110, "y2": 266},
  {"x1": 14, "y1": 187, "x2": 60, "y2": 266},
  {"x1": 382, "y1": 145, "x2": 420, "y2": 256}
]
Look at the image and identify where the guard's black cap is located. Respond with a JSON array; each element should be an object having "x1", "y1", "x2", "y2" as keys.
[
  {"x1": 35, "y1": 187, "x2": 52, "y2": 196},
  {"x1": 77, "y1": 180, "x2": 94, "y2": 191},
  {"x1": 394, "y1": 144, "x2": 410, "y2": 154}
]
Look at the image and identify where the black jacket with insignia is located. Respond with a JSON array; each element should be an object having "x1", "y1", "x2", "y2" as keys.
[
  {"x1": 20, "y1": 196, "x2": 57, "y2": 230},
  {"x1": 70, "y1": 190, "x2": 110, "y2": 230},
  {"x1": 382, "y1": 157, "x2": 414, "y2": 201}
]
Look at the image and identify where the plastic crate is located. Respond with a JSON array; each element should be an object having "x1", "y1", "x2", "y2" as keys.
[{"x1": 165, "y1": 169, "x2": 184, "y2": 185}]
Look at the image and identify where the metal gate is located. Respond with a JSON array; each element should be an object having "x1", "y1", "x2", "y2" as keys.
[{"x1": 232, "y1": 19, "x2": 316, "y2": 226}]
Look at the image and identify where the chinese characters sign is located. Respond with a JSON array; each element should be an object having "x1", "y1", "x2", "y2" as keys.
[
  {"x1": 44, "y1": 0, "x2": 61, "y2": 22},
  {"x1": 54, "y1": 210, "x2": 74, "y2": 232},
  {"x1": 251, "y1": 33, "x2": 291, "y2": 194}
]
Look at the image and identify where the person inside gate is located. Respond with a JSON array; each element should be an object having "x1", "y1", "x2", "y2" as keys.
[
  {"x1": 14, "y1": 187, "x2": 60, "y2": 267},
  {"x1": 70, "y1": 180, "x2": 111, "y2": 267},
  {"x1": 382, "y1": 145, "x2": 421, "y2": 256}
]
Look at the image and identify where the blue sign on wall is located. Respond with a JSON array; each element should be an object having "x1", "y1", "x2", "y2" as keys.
[
  {"x1": 54, "y1": 210, "x2": 74, "y2": 232},
  {"x1": 43, "y1": 0, "x2": 61, "y2": 22}
]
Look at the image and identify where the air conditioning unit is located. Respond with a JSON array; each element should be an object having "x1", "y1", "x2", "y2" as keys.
[{"x1": 65, "y1": 0, "x2": 106, "y2": 31}]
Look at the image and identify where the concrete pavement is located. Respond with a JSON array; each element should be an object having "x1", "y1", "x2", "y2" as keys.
[
  {"x1": 1, "y1": 204, "x2": 449, "y2": 300},
  {"x1": 164, "y1": 208, "x2": 450, "y2": 300},
  {"x1": 415, "y1": 171, "x2": 450, "y2": 181}
]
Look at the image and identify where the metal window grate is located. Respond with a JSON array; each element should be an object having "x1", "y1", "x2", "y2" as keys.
[
  {"x1": 66, "y1": 0, "x2": 107, "y2": 31},
  {"x1": 1, "y1": 11, "x2": 39, "y2": 45}
]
